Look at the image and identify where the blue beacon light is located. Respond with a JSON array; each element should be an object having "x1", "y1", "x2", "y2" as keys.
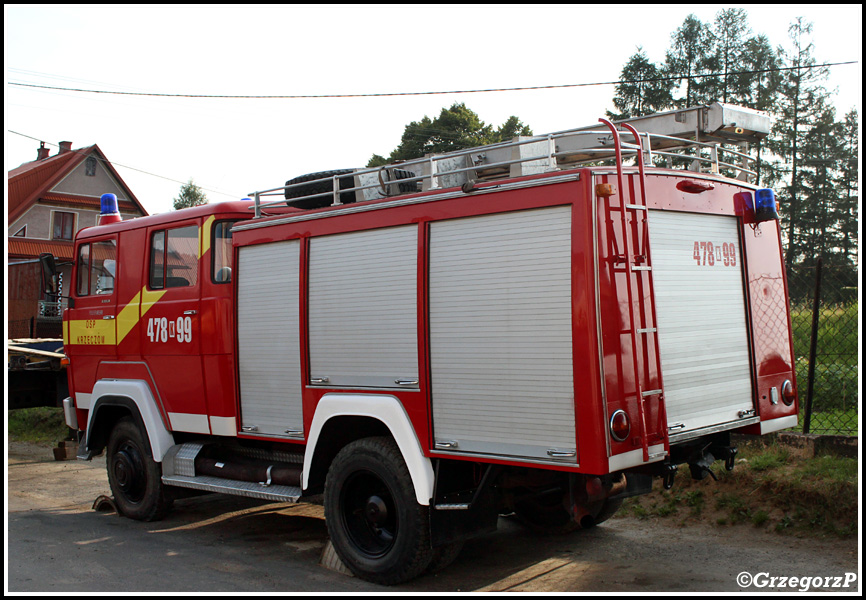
[
  {"x1": 99, "y1": 193, "x2": 123, "y2": 225},
  {"x1": 754, "y1": 188, "x2": 778, "y2": 222}
]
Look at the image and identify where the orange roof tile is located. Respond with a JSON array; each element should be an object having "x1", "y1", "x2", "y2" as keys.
[
  {"x1": 39, "y1": 193, "x2": 140, "y2": 213},
  {"x1": 8, "y1": 145, "x2": 148, "y2": 223},
  {"x1": 8, "y1": 238, "x2": 75, "y2": 261}
]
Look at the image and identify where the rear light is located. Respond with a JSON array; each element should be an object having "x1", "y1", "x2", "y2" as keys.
[
  {"x1": 781, "y1": 379, "x2": 796, "y2": 406},
  {"x1": 610, "y1": 410, "x2": 630, "y2": 442},
  {"x1": 754, "y1": 188, "x2": 779, "y2": 222}
]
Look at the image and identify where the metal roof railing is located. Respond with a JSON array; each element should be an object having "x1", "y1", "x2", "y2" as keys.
[{"x1": 250, "y1": 103, "x2": 770, "y2": 218}]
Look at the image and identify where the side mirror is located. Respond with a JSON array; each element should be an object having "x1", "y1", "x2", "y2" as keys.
[
  {"x1": 39, "y1": 253, "x2": 58, "y2": 296},
  {"x1": 38, "y1": 253, "x2": 75, "y2": 308}
]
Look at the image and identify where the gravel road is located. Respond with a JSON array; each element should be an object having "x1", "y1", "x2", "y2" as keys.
[{"x1": 6, "y1": 441, "x2": 860, "y2": 593}]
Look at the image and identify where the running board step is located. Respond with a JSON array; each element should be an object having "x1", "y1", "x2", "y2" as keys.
[{"x1": 162, "y1": 474, "x2": 302, "y2": 503}]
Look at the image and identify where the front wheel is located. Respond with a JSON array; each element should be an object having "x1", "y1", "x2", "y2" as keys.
[
  {"x1": 106, "y1": 416, "x2": 172, "y2": 521},
  {"x1": 324, "y1": 437, "x2": 433, "y2": 585}
]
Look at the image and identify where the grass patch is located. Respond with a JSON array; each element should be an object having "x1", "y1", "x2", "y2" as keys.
[
  {"x1": 796, "y1": 407, "x2": 859, "y2": 436},
  {"x1": 8, "y1": 407, "x2": 71, "y2": 444},
  {"x1": 622, "y1": 441, "x2": 858, "y2": 539},
  {"x1": 789, "y1": 300, "x2": 858, "y2": 436}
]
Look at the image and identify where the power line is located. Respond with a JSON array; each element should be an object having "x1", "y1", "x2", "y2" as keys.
[
  {"x1": 7, "y1": 62, "x2": 858, "y2": 99},
  {"x1": 7, "y1": 130, "x2": 240, "y2": 199}
]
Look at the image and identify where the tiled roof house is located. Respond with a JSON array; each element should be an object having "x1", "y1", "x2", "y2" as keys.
[{"x1": 7, "y1": 141, "x2": 148, "y2": 338}]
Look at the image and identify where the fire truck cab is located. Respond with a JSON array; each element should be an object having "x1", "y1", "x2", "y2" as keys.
[{"x1": 57, "y1": 103, "x2": 798, "y2": 585}]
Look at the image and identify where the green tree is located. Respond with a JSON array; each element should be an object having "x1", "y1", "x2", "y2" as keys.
[
  {"x1": 737, "y1": 34, "x2": 781, "y2": 111},
  {"x1": 835, "y1": 109, "x2": 859, "y2": 267},
  {"x1": 796, "y1": 99, "x2": 843, "y2": 266},
  {"x1": 368, "y1": 103, "x2": 532, "y2": 166},
  {"x1": 173, "y1": 178, "x2": 208, "y2": 210},
  {"x1": 607, "y1": 48, "x2": 673, "y2": 120},
  {"x1": 765, "y1": 17, "x2": 831, "y2": 267},
  {"x1": 702, "y1": 8, "x2": 752, "y2": 104},
  {"x1": 665, "y1": 15, "x2": 713, "y2": 108}
]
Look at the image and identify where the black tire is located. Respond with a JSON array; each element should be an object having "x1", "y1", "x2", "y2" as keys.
[
  {"x1": 284, "y1": 169, "x2": 356, "y2": 209},
  {"x1": 324, "y1": 437, "x2": 433, "y2": 585},
  {"x1": 106, "y1": 416, "x2": 172, "y2": 521},
  {"x1": 381, "y1": 168, "x2": 419, "y2": 196},
  {"x1": 425, "y1": 540, "x2": 464, "y2": 575}
]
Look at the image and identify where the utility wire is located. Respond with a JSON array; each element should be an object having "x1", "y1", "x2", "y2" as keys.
[
  {"x1": 7, "y1": 130, "x2": 240, "y2": 199},
  {"x1": 7, "y1": 62, "x2": 857, "y2": 99}
]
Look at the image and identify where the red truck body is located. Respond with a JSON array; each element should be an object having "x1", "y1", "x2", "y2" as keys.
[{"x1": 58, "y1": 105, "x2": 798, "y2": 584}]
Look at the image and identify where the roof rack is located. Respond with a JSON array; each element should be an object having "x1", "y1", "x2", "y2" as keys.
[{"x1": 249, "y1": 103, "x2": 770, "y2": 217}]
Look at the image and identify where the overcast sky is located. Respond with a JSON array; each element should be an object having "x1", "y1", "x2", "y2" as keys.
[{"x1": 5, "y1": 4, "x2": 862, "y2": 216}]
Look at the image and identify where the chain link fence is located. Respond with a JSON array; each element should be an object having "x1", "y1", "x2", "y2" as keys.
[{"x1": 787, "y1": 262, "x2": 859, "y2": 436}]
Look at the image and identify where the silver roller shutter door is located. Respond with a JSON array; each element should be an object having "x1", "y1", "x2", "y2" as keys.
[
  {"x1": 308, "y1": 225, "x2": 418, "y2": 389},
  {"x1": 429, "y1": 206, "x2": 576, "y2": 462},
  {"x1": 647, "y1": 210, "x2": 754, "y2": 434},
  {"x1": 237, "y1": 240, "x2": 304, "y2": 437}
]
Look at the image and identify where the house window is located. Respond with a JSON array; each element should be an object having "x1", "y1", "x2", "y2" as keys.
[
  {"x1": 149, "y1": 225, "x2": 199, "y2": 289},
  {"x1": 13, "y1": 225, "x2": 26, "y2": 237},
  {"x1": 52, "y1": 211, "x2": 75, "y2": 240},
  {"x1": 85, "y1": 156, "x2": 97, "y2": 176}
]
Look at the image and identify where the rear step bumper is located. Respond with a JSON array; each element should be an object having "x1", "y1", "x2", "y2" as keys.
[{"x1": 669, "y1": 416, "x2": 759, "y2": 444}]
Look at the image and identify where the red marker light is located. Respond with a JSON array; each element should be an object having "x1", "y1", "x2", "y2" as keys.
[
  {"x1": 781, "y1": 380, "x2": 796, "y2": 406},
  {"x1": 610, "y1": 410, "x2": 630, "y2": 442},
  {"x1": 677, "y1": 179, "x2": 715, "y2": 194}
]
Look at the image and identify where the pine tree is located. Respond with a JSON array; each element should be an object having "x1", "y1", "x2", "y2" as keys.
[
  {"x1": 607, "y1": 48, "x2": 672, "y2": 120},
  {"x1": 665, "y1": 15, "x2": 713, "y2": 108},
  {"x1": 765, "y1": 17, "x2": 830, "y2": 267},
  {"x1": 835, "y1": 109, "x2": 859, "y2": 267},
  {"x1": 705, "y1": 8, "x2": 752, "y2": 104},
  {"x1": 738, "y1": 34, "x2": 781, "y2": 111}
]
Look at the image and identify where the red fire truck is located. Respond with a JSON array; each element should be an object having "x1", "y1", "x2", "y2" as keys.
[{"x1": 50, "y1": 103, "x2": 798, "y2": 584}]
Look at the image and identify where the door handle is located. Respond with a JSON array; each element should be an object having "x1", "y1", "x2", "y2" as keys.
[
  {"x1": 183, "y1": 310, "x2": 197, "y2": 315},
  {"x1": 102, "y1": 315, "x2": 115, "y2": 320}
]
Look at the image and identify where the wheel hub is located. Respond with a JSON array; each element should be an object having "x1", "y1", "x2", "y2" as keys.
[
  {"x1": 341, "y1": 471, "x2": 398, "y2": 557},
  {"x1": 365, "y1": 495, "x2": 388, "y2": 525},
  {"x1": 113, "y1": 443, "x2": 145, "y2": 502}
]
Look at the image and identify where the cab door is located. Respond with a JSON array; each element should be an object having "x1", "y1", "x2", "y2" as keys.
[
  {"x1": 141, "y1": 219, "x2": 206, "y2": 434},
  {"x1": 65, "y1": 236, "x2": 119, "y2": 392}
]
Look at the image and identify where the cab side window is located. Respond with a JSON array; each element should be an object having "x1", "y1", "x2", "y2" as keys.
[
  {"x1": 149, "y1": 225, "x2": 199, "y2": 289},
  {"x1": 76, "y1": 239, "x2": 117, "y2": 296},
  {"x1": 212, "y1": 220, "x2": 238, "y2": 283}
]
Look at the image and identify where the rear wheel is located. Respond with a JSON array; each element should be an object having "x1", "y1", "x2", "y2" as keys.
[
  {"x1": 324, "y1": 437, "x2": 433, "y2": 585},
  {"x1": 106, "y1": 416, "x2": 172, "y2": 521},
  {"x1": 426, "y1": 540, "x2": 464, "y2": 574}
]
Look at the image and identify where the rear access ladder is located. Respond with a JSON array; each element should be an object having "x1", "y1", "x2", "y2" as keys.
[{"x1": 599, "y1": 118, "x2": 670, "y2": 463}]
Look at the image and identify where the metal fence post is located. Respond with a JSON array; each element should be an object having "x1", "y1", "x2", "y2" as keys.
[{"x1": 803, "y1": 258, "x2": 823, "y2": 434}]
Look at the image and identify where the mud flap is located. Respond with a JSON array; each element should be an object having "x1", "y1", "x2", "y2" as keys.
[{"x1": 430, "y1": 463, "x2": 500, "y2": 547}]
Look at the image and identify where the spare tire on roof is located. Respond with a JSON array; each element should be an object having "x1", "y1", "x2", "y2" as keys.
[
  {"x1": 383, "y1": 168, "x2": 420, "y2": 196},
  {"x1": 284, "y1": 169, "x2": 357, "y2": 209}
]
